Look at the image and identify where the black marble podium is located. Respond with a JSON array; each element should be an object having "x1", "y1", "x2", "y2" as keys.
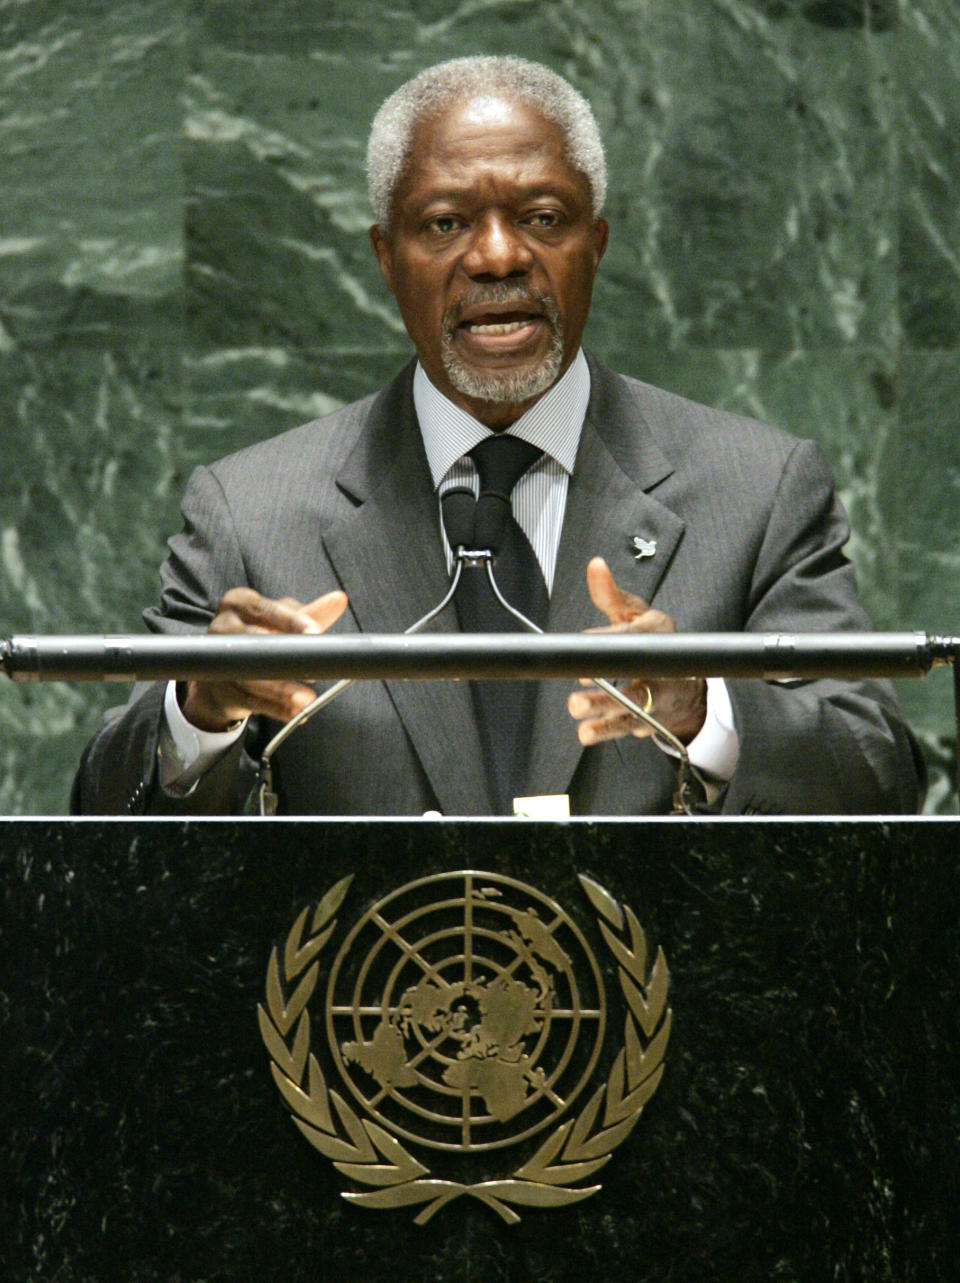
[{"x1": 2, "y1": 819, "x2": 958, "y2": 1281}]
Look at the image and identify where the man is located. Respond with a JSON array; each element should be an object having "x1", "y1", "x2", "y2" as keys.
[{"x1": 72, "y1": 56, "x2": 923, "y2": 816}]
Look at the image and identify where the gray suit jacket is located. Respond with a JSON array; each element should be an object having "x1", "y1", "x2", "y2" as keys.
[{"x1": 72, "y1": 357, "x2": 924, "y2": 815}]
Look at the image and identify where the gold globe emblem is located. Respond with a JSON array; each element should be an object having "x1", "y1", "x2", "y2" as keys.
[
  {"x1": 258, "y1": 871, "x2": 671, "y2": 1223},
  {"x1": 326, "y1": 872, "x2": 606, "y2": 1152}
]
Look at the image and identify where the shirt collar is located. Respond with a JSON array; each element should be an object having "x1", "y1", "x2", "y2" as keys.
[{"x1": 414, "y1": 348, "x2": 590, "y2": 488}]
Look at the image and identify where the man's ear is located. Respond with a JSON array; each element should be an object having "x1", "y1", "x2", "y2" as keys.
[
  {"x1": 369, "y1": 224, "x2": 395, "y2": 293},
  {"x1": 593, "y1": 217, "x2": 609, "y2": 266}
]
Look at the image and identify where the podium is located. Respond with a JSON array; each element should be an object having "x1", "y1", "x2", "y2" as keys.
[{"x1": 2, "y1": 817, "x2": 958, "y2": 1280}]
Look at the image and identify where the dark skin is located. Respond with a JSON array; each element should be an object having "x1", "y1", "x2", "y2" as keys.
[
  {"x1": 182, "y1": 94, "x2": 706, "y2": 749},
  {"x1": 181, "y1": 587, "x2": 347, "y2": 731},
  {"x1": 568, "y1": 557, "x2": 707, "y2": 747},
  {"x1": 369, "y1": 94, "x2": 607, "y2": 430}
]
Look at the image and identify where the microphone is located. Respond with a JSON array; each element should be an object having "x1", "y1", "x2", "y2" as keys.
[
  {"x1": 440, "y1": 483, "x2": 513, "y2": 559},
  {"x1": 472, "y1": 490, "x2": 512, "y2": 556},
  {"x1": 440, "y1": 483, "x2": 541, "y2": 633},
  {"x1": 440, "y1": 485, "x2": 477, "y2": 552}
]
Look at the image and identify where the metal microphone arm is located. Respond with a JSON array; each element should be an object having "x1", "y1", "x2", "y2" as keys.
[
  {"x1": 474, "y1": 553, "x2": 707, "y2": 808},
  {"x1": 257, "y1": 559, "x2": 467, "y2": 815}
]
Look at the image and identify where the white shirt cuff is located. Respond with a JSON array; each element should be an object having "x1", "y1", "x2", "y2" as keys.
[
  {"x1": 159, "y1": 679, "x2": 247, "y2": 794},
  {"x1": 654, "y1": 677, "x2": 739, "y2": 784},
  {"x1": 685, "y1": 676, "x2": 739, "y2": 781}
]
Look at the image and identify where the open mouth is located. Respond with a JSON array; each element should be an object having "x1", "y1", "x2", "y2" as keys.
[
  {"x1": 453, "y1": 301, "x2": 549, "y2": 351},
  {"x1": 441, "y1": 292, "x2": 564, "y2": 402},
  {"x1": 459, "y1": 309, "x2": 543, "y2": 337}
]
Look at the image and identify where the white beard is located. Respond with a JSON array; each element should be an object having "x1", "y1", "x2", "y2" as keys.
[
  {"x1": 439, "y1": 283, "x2": 564, "y2": 405},
  {"x1": 440, "y1": 332, "x2": 564, "y2": 404}
]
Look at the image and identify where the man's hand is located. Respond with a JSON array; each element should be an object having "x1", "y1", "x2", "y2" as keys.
[
  {"x1": 180, "y1": 587, "x2": 349, "y2": 732},
  {"x1": 567, "y1": 557, "x2": 706, "y2": 746}
]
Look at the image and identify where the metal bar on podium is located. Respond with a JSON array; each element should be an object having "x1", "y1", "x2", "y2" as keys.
[{"x1": 2, "y1": 630, "x2": 958, "y2": 683}]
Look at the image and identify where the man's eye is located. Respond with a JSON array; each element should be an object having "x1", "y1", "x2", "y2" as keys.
[
  {"x1": 427, "y1": 215, "x2": 459, "y2": 234},
  {"x1": 527, "y1": 211, "x2": 560, "y2": 228}
]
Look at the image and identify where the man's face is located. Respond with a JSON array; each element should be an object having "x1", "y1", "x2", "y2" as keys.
[{"x1": 370, "y1": 95, "x2": 608, "y2": 429}]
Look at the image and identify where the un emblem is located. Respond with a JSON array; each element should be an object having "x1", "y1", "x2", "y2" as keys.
[{"x1": 259, "y1": 871, "x2": 670, "y2": 1224}]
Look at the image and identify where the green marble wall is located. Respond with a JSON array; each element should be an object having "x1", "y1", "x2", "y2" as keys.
[{"x1": 1, "y1": 0, "x2": 958, "y2": 812}]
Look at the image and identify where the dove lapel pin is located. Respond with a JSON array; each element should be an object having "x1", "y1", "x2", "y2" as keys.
[{"x1": 630, "y1": 535, "x2": 657, "y2": 560}]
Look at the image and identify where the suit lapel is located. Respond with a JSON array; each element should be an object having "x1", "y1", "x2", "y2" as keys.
[
  {"x1": 526, "y1": 361, "x2": 687, "y2": 797},
  {"x1": 322, "y1": 366, "x2": 491, "y2": 814}
]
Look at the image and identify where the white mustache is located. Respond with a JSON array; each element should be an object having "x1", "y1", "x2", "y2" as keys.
[{"x1": 444, "y1": 286, "x2": 558, "y2": 333}]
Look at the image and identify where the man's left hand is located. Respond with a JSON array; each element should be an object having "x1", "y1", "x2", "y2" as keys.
[{"x1": 567, "y1": 557, "x2": 707, "y2": 746}]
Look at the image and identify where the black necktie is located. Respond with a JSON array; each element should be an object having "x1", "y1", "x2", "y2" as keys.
[{"x1": 442, "y1": 435, "x2": 548, "y2": 813}]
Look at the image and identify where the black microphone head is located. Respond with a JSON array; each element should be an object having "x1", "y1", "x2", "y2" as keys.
[
  {"x1": 472, "y1": 493, "x2": 511, "y2": 555},
  {"x1": 441, "y1": 486, "x2": 477, "y2": 550}
]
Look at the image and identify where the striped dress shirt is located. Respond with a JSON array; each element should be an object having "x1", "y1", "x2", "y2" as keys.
[{"x1": 413, "y1": 349, "x2": 590, "y2": 593}]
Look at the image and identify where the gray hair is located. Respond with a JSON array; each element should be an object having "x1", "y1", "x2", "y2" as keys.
[{"x1": 366, "y1": 55, "x2": 607, "y2": 229}]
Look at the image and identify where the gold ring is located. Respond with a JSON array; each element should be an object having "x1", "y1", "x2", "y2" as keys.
[{"x1": 639, "y1": 683, "x2": 654, "y2": 715}]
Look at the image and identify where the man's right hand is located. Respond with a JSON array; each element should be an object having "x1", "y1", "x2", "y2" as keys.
[{"x1": 180, "y1": 587, "x2": 349, "y2": 732}]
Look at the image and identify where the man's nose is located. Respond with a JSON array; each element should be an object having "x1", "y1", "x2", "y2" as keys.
[{"x1": 461, "y1": 215, "x2": 533, "y2": 278}]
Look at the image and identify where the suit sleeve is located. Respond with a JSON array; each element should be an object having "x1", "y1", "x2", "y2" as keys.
[
  {"x1": 71, "y1": 465, "x2": 260, "y2": 814},
  {"x1": 720, "y1": 439, "x2": 925, "y2": 814}
]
